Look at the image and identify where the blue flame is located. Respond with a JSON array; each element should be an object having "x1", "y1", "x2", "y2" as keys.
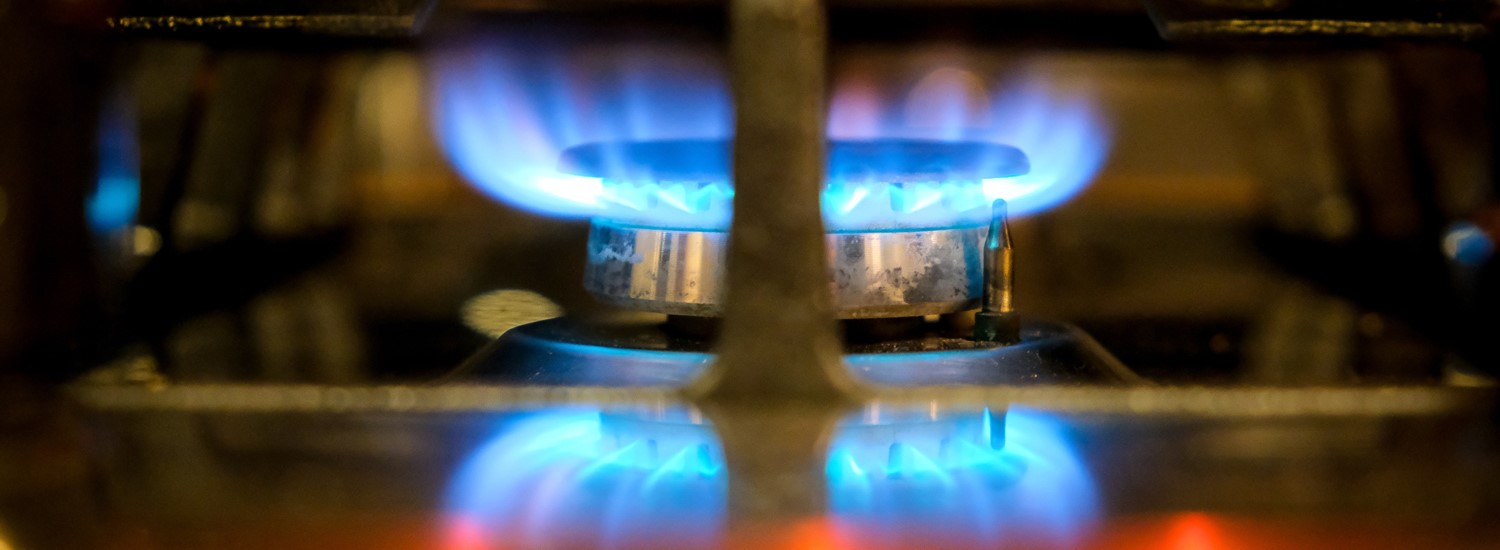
[
  {"x1": 443, "y1": 409, "x2": 726, "y2": 549},
  {"x1": 981, "y1": 88, "x2": 1110, "y2": 218},
  {"x1": 829, "y1": 66, "x2": 1110, "y2": 219},
  {"x1": 444, "y1": 407, "x2": 1096, "y2": 548},
  {"x1": 89, "y1": 87, "x2": 140, "y2": 233},
  {"x1": 431, "y1": 36, "x2": 1109, "y2": 229},
  {"x1": 826, "y1": 408, "x2": 1099, "y2": 547},
  {"x1": 428, "y1": 30, "x2": 731, "y2": 221}
]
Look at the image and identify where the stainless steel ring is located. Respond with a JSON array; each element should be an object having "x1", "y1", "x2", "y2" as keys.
[{"x1": 584, "y1": 222, "x2": 984, "y2": 318}]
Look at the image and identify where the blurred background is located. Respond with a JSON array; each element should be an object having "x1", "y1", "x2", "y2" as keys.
[
  {"x1": 2, "y1": 0, "x2": 1499, "y2": 547},
  {"x1": 6, "y1": 3, "x2": 1495, "y2": 385}
]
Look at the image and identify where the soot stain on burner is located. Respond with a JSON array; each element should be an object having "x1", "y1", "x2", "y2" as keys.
[
  {"x1": 585, "y1": 224, "x2": 984, "y2": 317},
  {"x1": 586, "y1": 233, "x2": 643, "y2": 299},
  {"x1": 909, "y1": 260, "x2": 965, "y2": 302},
  {"x1": 589, "y1": 239, "x2": 643, "y2": 265},
  {"x1": 842, "y1": 238, "x2": 865, "y2": 261},
  {"x1": 830, "y1": 230, "x2": 973, "y2": 307},
  {"x1": 907, "y1": 233, "x2": 969, "y2": 302}
]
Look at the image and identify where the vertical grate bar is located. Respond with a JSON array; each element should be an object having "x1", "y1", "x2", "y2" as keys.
[
  {"x1": 685, "y1": 0, "x2": 868, "y2": 534},
  {"x1": 692, "y1": 0, "x2": 862, "y2": 404}
]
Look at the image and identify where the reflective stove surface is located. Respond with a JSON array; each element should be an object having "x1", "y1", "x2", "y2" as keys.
[{"x1": 3, "y1": 382, "x2": 1497, "y2": 549}]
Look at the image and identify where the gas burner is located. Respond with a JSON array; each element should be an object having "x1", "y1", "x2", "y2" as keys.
[
  {"x1": 569, "y1": 138, "x2": 1028, "y2": 319},
  {"x1": 460, "y1": 138, "x2": 1134, "y2": 383}
]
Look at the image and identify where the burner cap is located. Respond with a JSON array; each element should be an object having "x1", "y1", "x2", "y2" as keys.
[{"x1": 558, "y1": 139, "x2": 1029, "y2": 182}]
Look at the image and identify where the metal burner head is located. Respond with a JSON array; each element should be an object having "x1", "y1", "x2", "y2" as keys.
[
  {"x1": 585, "y1": 222, "x2": 985, "y2": 318},
  {"x1": 560, "y1": 138, "x2": 1028, "y2": 184},
  {"x1": 559, "y1": 139, "x2": 728, "y2": 183},
  {"x1": 826, "y1": 139, "x2": 1029, "y2": 183}
]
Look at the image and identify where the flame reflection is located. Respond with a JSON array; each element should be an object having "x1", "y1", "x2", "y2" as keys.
[
  {"x1": 443, "y1": 407, "x2": 1096, "y2": 549},
  {"x1": 429, "y1": 32, "x2": 1108, "y2": 228},
  {"x1": 827, "y1": 408, "x2": 1100, "y2": 549},
  {"x1": 442, "y1": 409, "x2": 726, "y2": 549}
]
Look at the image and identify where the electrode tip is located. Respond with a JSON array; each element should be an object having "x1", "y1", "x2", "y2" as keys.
[
  {"x1": 987, "y1": 198, "x2": 1011, "y2": 250},
  {"x1": 975, "y1": 198, "x2": 1019, "y2": 345}
]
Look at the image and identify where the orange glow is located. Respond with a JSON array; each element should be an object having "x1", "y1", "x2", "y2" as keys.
[
  {"x1": 1168, "y1": 513, "x2": 1220, "y2": 550},
  {"x1": 1079, "y1": 512, "x2": 1482, "y2": 550},
  {"x1": 91, "y1": 511, "x2": 1485, "y2": 549},
  {"x1": 726, "y1": 518, "x2": 850, "y2": 550},
  {"x1": 443, "y1": 516, "x2": 489, "y2": 550},
  {"x1": 788, "y1": 518, "x2": 845, "y2": 550}
]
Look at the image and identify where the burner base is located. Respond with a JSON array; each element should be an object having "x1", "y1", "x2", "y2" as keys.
[
  {"x1": 584, "y1": 222, "x2": 986, "y2": 319},
  {"x1": 455, "y1": 317, "x2": 1141, "y2": 387}
]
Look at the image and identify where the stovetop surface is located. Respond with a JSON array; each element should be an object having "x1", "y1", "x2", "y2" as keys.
[
  {"x1": 5, "y1": 190, "x2": 1495, "y2": 549},
  {"x1": 3, "y1": 371, "x2": 1497, "y2": 549}
]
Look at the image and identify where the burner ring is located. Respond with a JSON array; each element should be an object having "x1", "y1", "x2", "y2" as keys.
[
  {"x1": 584, "y1": 221, "x2": 984, "y2": 319},
  {"x1": 558, "y1": 138, "x2": 1029, "y2": 182}
]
